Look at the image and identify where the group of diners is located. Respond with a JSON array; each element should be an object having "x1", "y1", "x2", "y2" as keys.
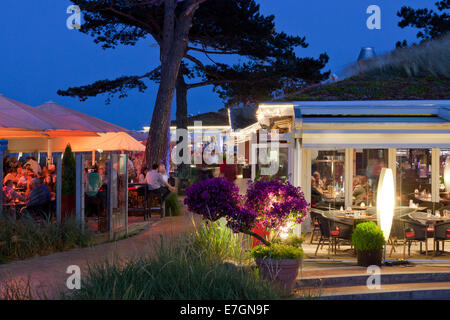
[{"x1": 2, "y1": 156, "x2": 54, "y2": 218}]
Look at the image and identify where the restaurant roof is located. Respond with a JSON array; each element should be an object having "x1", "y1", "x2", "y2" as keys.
[
  {"x1": 258, "y1": 100, "x2": 450, "y2": 124},
  {"x1": 36, "y1": 102, "x2": 128, "y2": 133}
]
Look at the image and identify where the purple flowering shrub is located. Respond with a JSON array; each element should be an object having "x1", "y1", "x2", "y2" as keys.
[
  {"x1": 184, "y1": 176, "x2": 310, "y2": 245},
  {"x1": 244, "y1": 177, "x2": 310, "y2": 236},
  {"x1": 184, "y1": 177, "x2": 242, "y2": 222}
]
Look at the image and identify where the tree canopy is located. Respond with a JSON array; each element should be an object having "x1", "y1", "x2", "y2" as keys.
[{"x1": 396, "y1": 0, "x2": 450, "y2": 47}]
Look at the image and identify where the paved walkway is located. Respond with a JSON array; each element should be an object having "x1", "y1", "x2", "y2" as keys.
[{"x1": 0, "y1": 213, "x2": 202, "y2": 299}]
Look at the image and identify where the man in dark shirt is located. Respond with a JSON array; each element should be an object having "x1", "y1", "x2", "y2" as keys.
[{"x1": 26, "y1": 178, "x2": 51, "y2": 207}]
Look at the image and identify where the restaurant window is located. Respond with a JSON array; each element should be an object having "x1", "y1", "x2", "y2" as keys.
[
  {"x1": 311, "y1": 150, "x2": 345, "y2": 209},
  {"x1": 396, "y1": 149, "x2": 432, "y2": 208},
  {"x1": 353, "y1": 149, "x2": 388, "y2": 207},
  {"x1": 439, "y1": 149, "x2": 450, "y2": 212}
]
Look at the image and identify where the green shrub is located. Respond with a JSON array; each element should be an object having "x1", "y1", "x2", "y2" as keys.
[
  {"x1": 187, "y1": 220, "x2": 247, "y2": 262},
  {"x1": 250, "y1": 243, "x2": 304, "y2": 260},
  {"x1": 272, "y1": 234, "x2": 304, "y2": 248},
  {"x1": 164, "y1": 192, "x2": 181, "y2": 216},
  {"x1": 352, "y1": 221, "x2": 385, "y2": 251},
  {"x1": 66, "y1": 225, "x2": 281, "y2": 300},
  {"x1": 62, "y1": 144, "x2": 76, "y2": 196},
  {"x1": 0, "y1": 216, "x2": 94, "y2": 263}
]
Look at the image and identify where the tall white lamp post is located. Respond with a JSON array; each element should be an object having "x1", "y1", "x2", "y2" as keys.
[{"x1": 376, "y1": 168, "x2": 395, "y2": 263}]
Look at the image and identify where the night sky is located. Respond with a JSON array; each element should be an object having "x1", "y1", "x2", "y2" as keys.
[{"x1": 0, "y1": 0, "x2": 433, "y2": 131}]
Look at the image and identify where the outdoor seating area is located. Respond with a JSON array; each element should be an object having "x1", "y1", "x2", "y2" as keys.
[{"x1": 306, "y1": 207, "x2": 450, "y2": 259}]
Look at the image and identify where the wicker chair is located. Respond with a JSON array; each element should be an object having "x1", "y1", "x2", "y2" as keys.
[
  {"x1": 309, "y1": 210, "x2": 323, "y2": 244},
  {"x1": 315, "y1": 212, "x2": 353, "y2": 256},
  {"x1": 401, "y1": 218, "x2": 429, "y2": 258},
  {"x1": 434, "y1": 221, "x2": 450, "y2": 253}
]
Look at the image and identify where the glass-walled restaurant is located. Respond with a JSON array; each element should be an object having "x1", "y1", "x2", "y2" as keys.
[
  {"x1": 311, "y1": 148, "x2": 450, "y2": 212},
  {"x1": 253, "y1": 101, "x2": 450, "y2": 243}
]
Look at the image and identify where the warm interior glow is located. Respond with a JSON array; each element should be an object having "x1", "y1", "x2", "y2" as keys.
[
  {"x1": 444, "y1": 156, "x2": 450, "y2": 192},
  {"x1": 376, "y1": 168, "x2": 395, "y2": 242}
]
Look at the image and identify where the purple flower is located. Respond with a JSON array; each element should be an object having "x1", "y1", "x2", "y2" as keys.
[{"x1": 184, "y1": 176, "x2": 310, "y2": 236}]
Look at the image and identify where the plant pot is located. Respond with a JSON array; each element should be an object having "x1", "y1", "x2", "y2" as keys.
[
  {"x1": 255, "y1": 258, "x2": 300, "y2": 295},
  {"x1": 61, "y1": 194, "x2": 76, "y2": 223},
  {"x1": 356, "y1": 249, "x2": 382, "y2": 267}
]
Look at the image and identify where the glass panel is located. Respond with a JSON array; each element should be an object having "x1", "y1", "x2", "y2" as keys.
[
  {"x1": 353, "y1": 149, "x2": 388, "y2": 207},
  {"x1": 110, "y1": 153, "x2": 127, "y2": 234},
  {"x1": 85, "y1": 156, "x2": 108, "y2": 233},
  {"x1": 397, "y1": 149, "x2": 432, "y2": 208},
  {"x1": 259, "y1": 146, "x2": 289, "y2": 180},
  {"x1": 439, "y1": 150, "x2": 450, "y2": 214},
  {"x1": 311, "y1": 150, "x2": 345, "y2": 209}
]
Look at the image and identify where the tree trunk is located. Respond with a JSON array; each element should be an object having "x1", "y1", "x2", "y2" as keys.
[
  {"x1": 175, "y1": 73, "x2": 189, "y2": 178},
  {"x1": 145, "y1": 0, "x2": 201, "y2": 168}
]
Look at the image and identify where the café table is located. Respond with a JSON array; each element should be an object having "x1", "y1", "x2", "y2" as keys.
[{"x1": 331, "y1": 211, "x2": 377, "y2": 228}]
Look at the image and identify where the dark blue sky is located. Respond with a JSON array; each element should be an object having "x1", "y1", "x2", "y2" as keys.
[{"x1": 0, "y1": 1, "x2": 433, "y2": 131}]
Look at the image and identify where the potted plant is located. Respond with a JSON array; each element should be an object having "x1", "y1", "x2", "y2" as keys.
[
  {"x1": 352, "y1": 221, "x2": 385, "y2": 267},
  {"x1": 61, "y1": 144, "x2": 76, "y2": 222},
  {"x1": 250, "y1": 235, "x2": 304, "y2": 294},
  {"x1": 184, "y1": 176, "x2": 310, "y2": 295}
]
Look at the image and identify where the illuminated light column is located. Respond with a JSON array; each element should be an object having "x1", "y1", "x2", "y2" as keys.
[{"x1": 376, "y1": 168, "x2": 395, "y2": 244}]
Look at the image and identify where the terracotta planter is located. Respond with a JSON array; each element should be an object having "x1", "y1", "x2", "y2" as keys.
[
  {"x1": 255, "y1": 258, "x2": 301, "y2": 294},
  {"x1": 356, "y1": 249, "x2": 382, "y2": 267}
]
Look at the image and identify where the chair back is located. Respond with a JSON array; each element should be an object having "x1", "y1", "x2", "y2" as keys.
[
  {"x1": 402, "y1": 219, "x2": 426, "y2": 240},
  {"x1": 390, "y1": 218, "x2": 405, "y2": 240},
  {"x1": 434, "y1": 222, "x2": 450, "y2": 240}
]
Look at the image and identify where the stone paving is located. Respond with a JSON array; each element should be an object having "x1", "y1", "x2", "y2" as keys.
[{"x1": 0, "y1": 213, "x2": 202, "y2": 299}]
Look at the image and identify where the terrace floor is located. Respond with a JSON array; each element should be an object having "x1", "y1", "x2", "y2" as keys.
[{"x1": 303, "y1": 233, "x2": 450, "y2": 261}]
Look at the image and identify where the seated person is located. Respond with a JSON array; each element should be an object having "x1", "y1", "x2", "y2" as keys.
[
  {"x1": 3, "y1": 168, "x2": 19, "y2": 184},
  {"x1": 145, "y1": 163, "x2": 175, "y2": 202},
  {"x1": 311, "y1": 177, "x2": 324, "y2": 207},
  {"x1": 21, "y1": 178, "x2": 51, "y2": 218},
  {"x1": 312, "y1": 171, "x2": 325, "y2": 190},
  {"x1": 353, "y1": 176, "x2": 367, "y2": 206},
  {"x1": 138, "y1": 168, "x2": 148, "y2": 184},
  {"x1": 3, "y1": 180, "x2": 25, "y2": 203}
]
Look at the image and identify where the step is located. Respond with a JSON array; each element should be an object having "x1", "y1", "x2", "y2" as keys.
[
  {"x1": 313, "y1": 282, "x2": 450, "y2": 300},
  {"x1": 297, "y1": 272, "x2": 450, "y2": 288}
]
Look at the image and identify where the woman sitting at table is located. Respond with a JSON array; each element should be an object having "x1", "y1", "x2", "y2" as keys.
[
  {"x1": 138, "y1": 168, "x2": 148, "y2": 184},
  {"x1": 3, "y1": 168, "x2": 19, "y2": 185},
  {"x1": 353, "y1": 176, "x2": 368, "y2": 206},
  {"x1": 2, "y1": 179, "x2": 25, "y2": 204},
  {"x1": 311, "y1": 177, "x2": 324, "y2": 207}
]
